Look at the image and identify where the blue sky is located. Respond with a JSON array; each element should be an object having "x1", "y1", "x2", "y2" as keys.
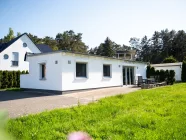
[{"x1": 0, "y1": 0, "x2": 185, "y2": 48}]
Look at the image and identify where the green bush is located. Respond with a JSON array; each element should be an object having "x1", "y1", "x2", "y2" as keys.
[
  {"x1": 181, "y1": 61, "x2": 186, "y2": 82},
  {"x1": 146, "y1": 65, "x2": 156, "y2": 78},
  {"x1": 168, "y1": 70, "x2": 175, "y2": 85},
  {"x1": 163, "y1": 56, "x2": 177, "y2": 63},
  {"x1": 0, "y1": 70, "x2": 28, "y2": 89},
  {"x1": 147, "y1": 67, "x2": 175, "y2": 85},
  {"x1": 146, "y1": 65, "x2": 151, "y2": 78},
  {"x1": 159, "y1": 70, "x2": 166, "y2": 82},
  {"x1": 16, "y1": 71, "x2": 21, "y2": 88},
  {"x1": 2, "y1": 71, "x2": 9, "y2": 89}
]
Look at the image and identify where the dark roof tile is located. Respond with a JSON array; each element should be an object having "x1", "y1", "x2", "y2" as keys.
[{"x1": 36, "y1": 44, "x2": 52, "y2": 53}]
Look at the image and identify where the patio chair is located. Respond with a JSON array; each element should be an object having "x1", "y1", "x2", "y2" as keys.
[{"x1": 137, "y1": 76, "x2": 146, "y2": 87}]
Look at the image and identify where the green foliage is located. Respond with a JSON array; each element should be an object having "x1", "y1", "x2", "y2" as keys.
[
  {"x1": 0, "y1": 70, "x2": 27, "y2": 89},
  {"x1": 3, "y1": 28, "x2": 15, "y2": 43},
  {"x1": 26, "y1": 70, "x2": 29, "y2": 74},
  {"x1": 146, "y1": 65, "x2": 155, "y2": 78},
  {"x1": 16, "y1": 71, "x2": 21, "y2": 88},
  {"x1": 137, "y1": 29, "x2": 186, "y2": 63},
  {"x1": 6, "y1": 84, "x2": 186, "y2": 139},
  {"x1": 2, "y1": 71, "x2": 9, "y2": 89},
  {"x1": 89, "y1": 37, "x2": 123, "y2": 57},
  {"x1": 168, "y1": 70, "x2": 176, "y2": 85},
  {"x1": 102, "y1": 37, "x2": 115, "y2": 57},
  {"x1": 163, "y1": 56, "x2": 177, "y2": 63},
  {"x1": 56, "y1": 30, "x2": 88, "y2": 53},
  {"x1": 146, "y1": 65, "x2": 151, "y2": 78},
  {"x1": 181, "y1": 60, "x2": 186, "y2": 82},
  {"x1": 147, "y1": 66, "x2": 175, "y2": 84}
]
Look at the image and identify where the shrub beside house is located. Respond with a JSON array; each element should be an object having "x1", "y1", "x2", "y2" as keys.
[{"x1": 0, "y1": 70, "x2": 28, "y2": 89}]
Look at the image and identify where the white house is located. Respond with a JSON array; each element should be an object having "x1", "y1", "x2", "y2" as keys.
[
  {"x1": 0, "y1": 33, "x2": 52, "y2": 71},
  {"x1": 20, "y1": 51, "x2": 147, "y2": 94},
  {"x1": 151, "y1": 62, "x2": 182, "y2": 81}
]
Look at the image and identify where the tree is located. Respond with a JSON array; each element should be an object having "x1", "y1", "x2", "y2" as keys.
[
  {"x1": 138, "y1": 36, "x2": 151, "y2": 62},
  {"x1": 17, "y1": 32, "x2": 21, "y2": 37},
  {"x1": 28, "y1": 33, "x2": 43, "y2": 44},
  {"x1": 163, "y1": 56, "x2": 177, "y2": 63},
  {"x1": 43, "y1": 36, "x2": 58, "y2": 51},
  {"x1": 3, "y1": 28, "x2": 15, "y2": 42},
  {"x1": 172, "y1": 30, "x2": 186, "y2": 61},
  {"x1": 56, "y1": 30, "x2": 88, "y2": 53},
  {"x1": 102, "y1": 37, "x2": 115, "y2": 57}
]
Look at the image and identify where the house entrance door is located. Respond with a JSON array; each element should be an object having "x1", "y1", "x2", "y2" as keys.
[{"x1": 123, "y1": 66, "x2": 134, "y2": 85}]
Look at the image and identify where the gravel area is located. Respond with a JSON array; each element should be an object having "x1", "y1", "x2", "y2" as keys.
[{"x1": 0, "y1": 86, "x2": 140, "y2": 118}]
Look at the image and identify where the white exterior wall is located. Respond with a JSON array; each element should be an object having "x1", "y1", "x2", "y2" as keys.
[
  {"x1": 153, "y1": 66, "x2": 181, "y2": 81},
  {"x1": 61, "y1": 53, "x2": 123, "y2": 91},
  {"x1": 0, "y1": 34, "x2": 41, "y2": 71},
  {"x1": 20, "y1": 53, "x2": 62, "y2": 91},
  {"x1": 21, "y1": 52, "x2": 147, "y2": 92}
]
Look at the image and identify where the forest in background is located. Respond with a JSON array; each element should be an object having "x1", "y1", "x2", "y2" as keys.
[{"x1": 1, "y1": 28, "x2": 186, "y2": 64}]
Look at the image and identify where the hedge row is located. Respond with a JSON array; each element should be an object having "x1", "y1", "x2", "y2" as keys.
[
  {"x1": 146, "y1": 66, "x2": 175, "y2": 85},
  {"x1": 0, "y1": 70, "x2": 28, "y2": 89},
  {"x1": 181, "y1": 60, "x2": 186, "y2": 82}
]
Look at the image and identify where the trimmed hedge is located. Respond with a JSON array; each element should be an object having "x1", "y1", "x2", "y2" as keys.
[
  {"x1": 0, "y1": 70, "x2": 28, "y2": 89},
  {"x1": 146, "y1": 65, "x2": 155, "y2": 78},
  {"x1": 182, "y1": 61, "x2": 186, "y2": 82},
  {"x1": 147, "y1": 66, "x2": 175, "y2": 85}
]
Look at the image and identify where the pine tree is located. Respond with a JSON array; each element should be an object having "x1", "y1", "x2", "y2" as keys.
[{"x1": 102, "y1": 37, "x2": 114, "y2": 57}]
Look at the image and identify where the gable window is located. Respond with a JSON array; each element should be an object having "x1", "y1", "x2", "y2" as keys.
[
  {"x1": 103, "y1": 64, "x2": 111, "y2": 77},
  {"x1": 40, "y1": 63, "x2": 46, "y2": 80},
  {"x1": 12, "y1": 52, "x2": 19, "y2": 66},
  {"x1": 76, "y1": 62, "x2": 87, "y2": 78},
  {"x1": 4, "y1": 54, "x2": 9, "y2": 59},
  {"x1": 23, "y1": 43, "x2": 27, "y2": 47}
]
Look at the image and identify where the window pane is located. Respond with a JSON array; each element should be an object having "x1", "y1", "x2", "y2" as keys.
[
  {"x1": 103, "y1": 65, "x2": 110, "y2": 77},
  {"x1": 76, "y1": 63, "x2": 87, "y2": 77},
  {"x1": 41, "y1": 64, "x2": 46, "y2": 78}
]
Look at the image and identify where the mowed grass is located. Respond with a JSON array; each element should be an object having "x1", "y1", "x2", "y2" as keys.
[{"x1": 6, "y1": 84, "x2": 186, "y2": 140}]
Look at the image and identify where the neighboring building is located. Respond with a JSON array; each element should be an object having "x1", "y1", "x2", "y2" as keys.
[
  {"x1": 116, "y1": 50, "x2": 136, "y2": 60},
  {"x1": 21, "y1": 51, "x2": 147, "y2": 93},
  {"x1": 151, "y1": 62, "x2": 182, "y2": 81},
  {"x1": 0, "y1": 33, "x2": 52, "y2": 71}
]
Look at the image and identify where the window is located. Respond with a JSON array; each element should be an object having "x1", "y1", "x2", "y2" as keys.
[
  {"x1": 40, "y1": 63, "x2": 46, "y2": 79},
  {"x1": 103, "y1": 65, "x2": 111, "y2": 77},
  {"x1": 76, "y1": 63, "x2": 87, "y2": 77},
  {"x1": 4, "y1": 54, "x2": 9, "y2": 59},
  {"x1": 23, "y1": 43, "x2": 27, "y2": 47},
  {"x1": 12, "y1": 52, "x2": 19, "y2": 66}
]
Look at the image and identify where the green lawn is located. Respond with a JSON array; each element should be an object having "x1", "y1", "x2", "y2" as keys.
[{"x1": 6, "y1": 84, "x2": 186, "y2": 140}]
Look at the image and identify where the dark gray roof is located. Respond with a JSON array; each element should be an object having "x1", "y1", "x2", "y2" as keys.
[
  {"x1": 0, "y1": 33, "x2": 27, "y2": 53},
  {"x1": 36, "y1": 44, "x2": 52, "y2": 53}
]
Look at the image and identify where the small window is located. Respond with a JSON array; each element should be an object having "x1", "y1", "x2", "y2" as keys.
[
  {"x1": 23, "y1": 43, "x2": 27, "y2": 47},
  {"x1": 4, "y1": 54, "x2": 9, "y2": 59},
  {"x1": 76, "y1": 63, "x2": 87, "y2": 77},
  {"x1": 12, "y1": 52, "x2": 19, "y2": 66},
  {"x1": 40, "y1": 63, "x2": 46, "y2": 79},
  {"x1": 103, "y1": 65, "x2": 111, "y2": 77}
]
